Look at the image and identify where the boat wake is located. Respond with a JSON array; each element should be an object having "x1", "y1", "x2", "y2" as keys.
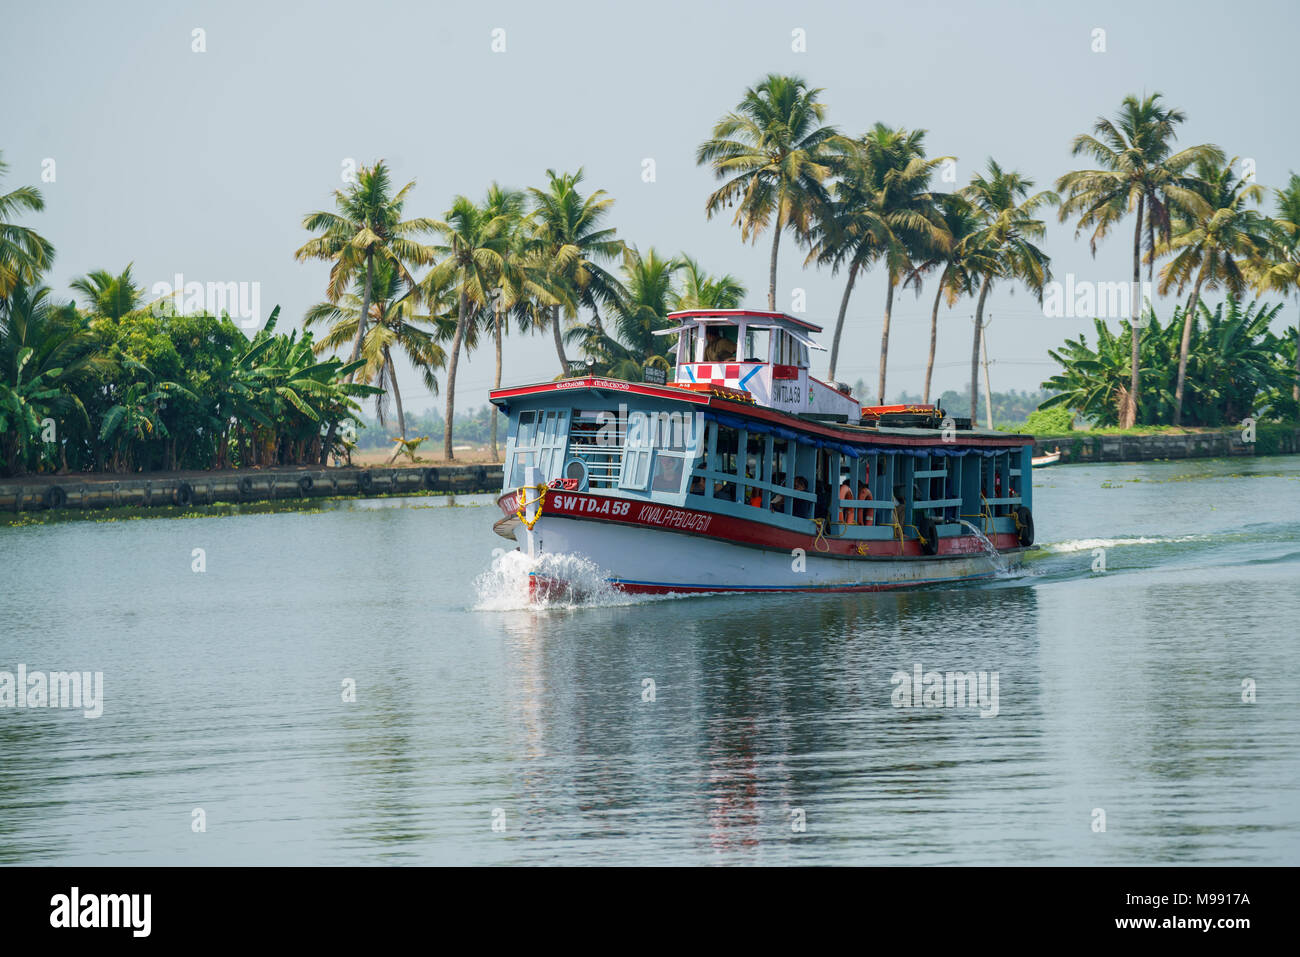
[
  {"x1": 472, "y1": 548, "x2": 669, "y2": 611},
  {"x1": 1033, "y1": 534, "x2": 1206, "y2": 554}
]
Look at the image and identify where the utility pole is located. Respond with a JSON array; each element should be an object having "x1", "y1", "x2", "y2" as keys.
[{"x1": 980, "y1": 314, "x2": 994, "y2": 430}]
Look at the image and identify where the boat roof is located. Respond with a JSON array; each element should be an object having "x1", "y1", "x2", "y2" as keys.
[
  {"x1": 489, "y1": 377, "x2": 1033, "y2": 447},
  {"x1": 664, "y1": 309, "x2": 823, "y2": 334}
]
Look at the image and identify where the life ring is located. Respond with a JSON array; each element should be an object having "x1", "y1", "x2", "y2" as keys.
[
  {"x1": 237, "y1": 476, "x2": 254, "y2": 497},
  {"x1": 297, "y1": 475, "x2": 314, "y2": 496},
  {"x1": 357, "y1": 470, "x2": 373, "y2": 492},
  {"x1": 174, "y1": 482, "x2": 193, "y2": 506},
  {"x1": 43, "y1": 486, "x2": 67, "y2": 509},
  {"x1": 1014, "y1": 505, "x2": 1034, "y2": 547},
  {"x1": 916, "y1": 515, "x2": 939, "y2": 555}
]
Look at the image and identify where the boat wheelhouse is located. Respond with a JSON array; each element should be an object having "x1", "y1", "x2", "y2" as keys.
[{"x1": 490, "y1": 309, "x2": 1034, "y2": 597}]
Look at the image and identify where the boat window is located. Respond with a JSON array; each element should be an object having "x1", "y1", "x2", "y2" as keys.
[
  {"x1": 619, "y1": 411, "x2": 654, "y2": 491},
  {"x1": 517, "y1": 410, "x2": 537, "y2": 447},
  {"x1": 743, "y1": 327, "x2": 770, "y2": 363},
  {"x1": 567, "y1": 409, "x2": 622, "y2": 488},
  {"x1": 509, "y1": 450, "x2": 536, "y2": 487}
]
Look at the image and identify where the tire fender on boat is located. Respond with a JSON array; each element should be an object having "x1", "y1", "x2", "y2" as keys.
[{"x1": 1014, "y1": 506, "x2": 1034, "y2": 547}]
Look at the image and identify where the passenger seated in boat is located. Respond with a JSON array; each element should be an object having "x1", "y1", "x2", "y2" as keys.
[
  {"x1": 814, "y1": 480, "x2": 831, "y2": 521},
  {"x1": 690, "y1": 475, "x2": 705, "y2": 495},
  {"x1": 703, "y1": 327, "x2": 737, "y2": 362},
  {"x1": 770, "y1": 473, "x2": 787, "y2": 512},
  {"x1": 652, "y1": 455, "x2": 683, "y2": 492},
  {"x1": 792, "y1": 476, "x2": 811, "y2": 518}
]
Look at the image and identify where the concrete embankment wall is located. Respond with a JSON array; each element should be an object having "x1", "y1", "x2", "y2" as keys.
[
  {"x1": 1031, "y1": 427, "x2": 1300, "y2": 463},
  {"x1": 0, "y1": 464, "x2": 505, "y2": 514}
]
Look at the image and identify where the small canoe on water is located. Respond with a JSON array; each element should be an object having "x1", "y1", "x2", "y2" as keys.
[{"x1": 1031, "y1": 449, "x2": 1061, "y2": 468}]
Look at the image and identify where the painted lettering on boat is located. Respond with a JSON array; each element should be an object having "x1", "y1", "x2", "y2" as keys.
[
  {"x1": 774, "y1": 382, "x2": 801, "y2": 403},
  {"x1": 635, "y1": 504, "x2": 712, "y2": 533},
  {"x1": 552, "y1": 494, "x2": 632, "y2": 517}
]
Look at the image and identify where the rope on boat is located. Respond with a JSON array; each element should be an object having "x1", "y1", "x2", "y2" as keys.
[
  {"x1": 516, "y1": 483, "x2": 548, "y2": 531},
  {"x1": 812, "y1": 518, "x2": 831, "y2": 552}
]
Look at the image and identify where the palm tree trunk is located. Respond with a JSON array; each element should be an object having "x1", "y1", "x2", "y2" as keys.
[
  {"x1": 980, "y1": 319, "x2": 994, "y2": 430},
  {"x1": 347, "y1": 251, "x2": 376, "y2": 380},
  {"x1": 923, "y1": 276, "x2": 944, "y2": 405},
  {"x1": 877, "y1": 276, "x2": 896, "y2": 404},
  {"x1": 384, "y1": 347, "x2": 408, "y2": 465},
  {"x1": 827, "y1": 266, "x2": 857, "y2": 382},
  {"x1": 767, "y1": 210, "x2": 783, "y2": 311},
  {"x1": 1125, "y1": 195, "x2": 1145, "y2": 428},
  {"x1": 1292, "y1": 303, "x2": 1299, "y2": 404},
  {"x1": 444, "y1": 291, "x2": 469, "y2": 460},
  {"x1": 491, "y1": 306, "x2": 503, "y2": 460},
  {"x1": 1173, "y1": 271, "x2": 1205, "y2": 426},
  {"x1": 551, "y1": 305, "x2": 568, "y2": 373},
  {"x1": 970, "y1": 277, "x2": 992, "y2": 421}
]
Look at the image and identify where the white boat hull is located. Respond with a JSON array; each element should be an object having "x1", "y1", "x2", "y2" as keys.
[{"x1": 515, "y1": 514, "x2": 1019, "y2": 594}]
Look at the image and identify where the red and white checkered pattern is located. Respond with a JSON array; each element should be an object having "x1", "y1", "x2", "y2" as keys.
[{"x1": 689, "y1": 363, "x2": 746, "y2": 388}]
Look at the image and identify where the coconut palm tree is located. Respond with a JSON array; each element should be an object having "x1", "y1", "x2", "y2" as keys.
[
  {"x1": 0, "y1": 152, "x2": 55, "y2": 301},
  {"x1": 962, "y1": 161, "x2": 1057, "y2": 422},
  {"x1": 1252, "y1": 173, "x2": 1300, "y2": 404},
  {"x1": 671, "y1": 256, "x2": 746, "y2": 310},
  {"x1": 904, "y1": 194, "x2": 984, "y2": 404},
  {"x1": 697, "y1": 74, "x2": 838, "y2": 311},
  {"x1": 573, "y1": 246, "x2": 681, "y2": 380},
  {"x1": 479, "y1": 183, "x2": 553, "y2": 458},
  {"x1": 304, "y1": 257, "x2": 452, "y2": 453},
  {"x1": 808, "y1": 126, "x2": 950, "y2": 399},
  {"x1": 428, "y1": 194, "x2": 515, "y2": 460},
  {"x1": 524, "y1": 169, "x2": 624, "y2": 373},
  {"x1": 1153, "y1": 159, "x2": 1270, "y2": 424},
  {"x1": 294, "y1": 160, "x2": 435, "y2": 377},
  {"x1": 1055, "y1": 94, "x2": 1222, "y2": 426},
  {"x1": 71, "y1": 265, "x2": 144, "y2": 321}
]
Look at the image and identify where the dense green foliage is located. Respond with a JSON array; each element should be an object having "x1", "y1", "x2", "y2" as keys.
[{"x1": 1040, "y1": 296, "x2": 1293, "y2": 427}]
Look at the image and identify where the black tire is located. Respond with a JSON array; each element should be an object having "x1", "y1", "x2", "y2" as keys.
[
  {"x1": 916, "y1": 515, "x2": 939, "y2": 555},
  {"x1": 423, "y1": 467, "x2": 440, "y2": 490},
  {"x1": 174, "y1": 482, "x2": 193, "y2": 507},
  {"x1": 356, "y1": 470, "x2": 373, "y2": 492},
  {"x1": 238, "y1": 476, "x2": 254, "y2": 497},
  {"x1": 297, "y1": 475, "x2": 314, "y2": 496},
  {"x1": 43, "y1": 486, "x2": 67, "y2": 509},
  {"x1": 1014, "y1": 505, "x2": 1034, "y2": 547},
  {"x1": 473, "y1": 465, "x2": 487, "y2": 486}
]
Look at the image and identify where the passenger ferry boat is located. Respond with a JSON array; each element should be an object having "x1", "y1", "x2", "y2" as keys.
[{"x1": 490, "y1": 309, "x2": 1035, "y2": 598}]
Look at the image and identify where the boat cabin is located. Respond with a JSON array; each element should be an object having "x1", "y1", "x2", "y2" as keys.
[
  {"x1": 655, "y1": 310, "x2": 862, "y2": 423},
  {"x1": 493, "y1": 389, "x2": 1031, "y2": 549}
]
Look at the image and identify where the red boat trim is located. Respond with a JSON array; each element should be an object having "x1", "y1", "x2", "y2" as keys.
[{"x1": 498, "y1": 489, "x2": 1022, "y2": 559}]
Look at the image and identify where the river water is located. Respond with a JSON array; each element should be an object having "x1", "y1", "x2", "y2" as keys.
[{"x1": 1, "y1": 455, "x2": 1298, "y2": 865}]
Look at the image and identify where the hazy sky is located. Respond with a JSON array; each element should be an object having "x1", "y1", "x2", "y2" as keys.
[{"x1": 5, "y1": 0, "x2": 1297, "y2": 413}]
